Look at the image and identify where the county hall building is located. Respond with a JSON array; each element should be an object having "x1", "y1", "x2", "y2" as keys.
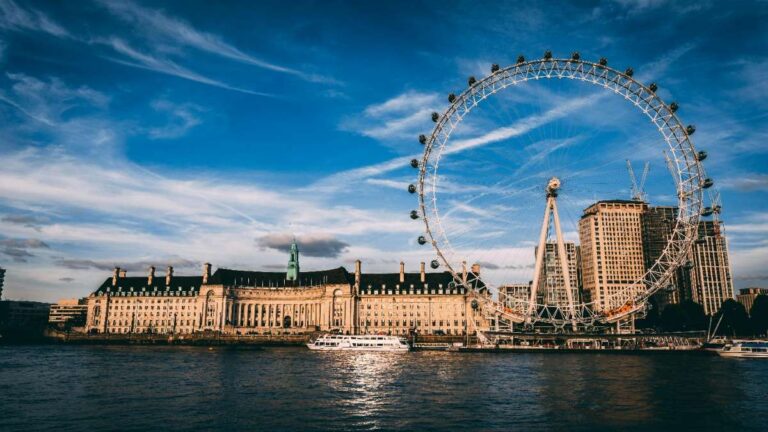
[{"x1": 85, "y1": 241, "x2": 491, "y2": 336}]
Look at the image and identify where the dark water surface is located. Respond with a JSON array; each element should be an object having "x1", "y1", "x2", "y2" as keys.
[{"x1": 1, "y1": 345, "x2": 767, "y2": 431}]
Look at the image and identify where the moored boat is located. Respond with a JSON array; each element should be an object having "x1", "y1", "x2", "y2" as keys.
[
  {"x1": 307, "y1": 334, "x2": 410, "y2": 351},
  {"x1": 717, "y1": 340, "x2": 768, "y2": 358}
]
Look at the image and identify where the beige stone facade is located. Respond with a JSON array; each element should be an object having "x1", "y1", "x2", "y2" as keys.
[
  {"x1": 579, "y1": 200, "x2": 648, "y2": 312},
  {"x1": 85, "y1": 260, "x2": 489, "y2": 336}
]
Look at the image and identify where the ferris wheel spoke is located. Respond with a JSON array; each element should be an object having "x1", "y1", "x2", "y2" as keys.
[{"x1": 416, "y1": 55, "x2": 706, "y2": 327}]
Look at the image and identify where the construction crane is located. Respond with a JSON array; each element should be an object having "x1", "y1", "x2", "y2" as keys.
[{"x1": 626, "y1": 159, "x2": 650, "y2": 202}]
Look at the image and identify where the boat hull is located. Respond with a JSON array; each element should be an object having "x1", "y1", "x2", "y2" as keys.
[
  {"x1": 717, "y1": 351, "x2": 768, "y2": 359},
  {"x1": 306, "y1": 344, "x2": 409, "y2": 352}
]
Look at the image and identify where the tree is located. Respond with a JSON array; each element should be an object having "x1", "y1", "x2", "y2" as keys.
[
  {"x1": 679, "y1": 301, "x2": 707, "y2": 330},
  {"x1": 750, "y1": 295, "x2": 768, "y2": 336},
  {"x1": 660, "y1": 304, "x2": 684, "y2": 332},
  {"x1": 658, "y1": 301, "x2": 707, "y2": 332},
  {"x1": 636, "y1": 296, "x2": 660, "y2": 329},
  {"x1": 715, "y1": 299, "x2": 751, "y2": 337}
]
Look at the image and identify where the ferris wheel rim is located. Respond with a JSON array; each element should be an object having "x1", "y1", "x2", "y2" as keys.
[{"x1": 415, "y1": 56, "x2": 707, "y2": 326}]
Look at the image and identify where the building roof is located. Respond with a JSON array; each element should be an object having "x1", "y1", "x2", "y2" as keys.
[
  {"x1": 207, "y1": 266, "x2": 351, "y2": 287},
  {"x1": 358, "y1": 271, "x2": 485, "y2": 293},
  {"x1": 92, "y1": 276, "x2": 203, "y2": 296}
]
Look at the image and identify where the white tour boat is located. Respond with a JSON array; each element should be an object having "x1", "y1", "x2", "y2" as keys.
[
  {"x1": 717, "y1": 340, "x2": 768, "y2": 358},
  {"x1": 307, "y1": 334, "x2": 410, "y2": 352}
]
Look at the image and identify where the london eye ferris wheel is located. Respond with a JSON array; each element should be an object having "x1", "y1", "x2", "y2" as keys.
[{"x1": 407, "y1": 51, "x2": 719, "y2": 330}]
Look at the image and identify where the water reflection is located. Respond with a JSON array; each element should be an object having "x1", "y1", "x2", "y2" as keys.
[{"x1": 1, "y1": 346, "x2": 767, "y2": 431}]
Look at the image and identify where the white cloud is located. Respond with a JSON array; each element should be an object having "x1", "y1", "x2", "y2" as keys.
[
  {"x1": 100, "y1": 37, "x2": 272, "y2": 97},
  {"x1": 97, "y1": 0, "x2": 336, "y2": 84},
  {"x1": 148, "y1": 99, "x2": 203, "y2": 139},
  {"x1": 340, "y1": 90, "x2": 440, "y2": 143},
  {"x1": 0, "y1": 0, "x2": 71, "y2": 38}
]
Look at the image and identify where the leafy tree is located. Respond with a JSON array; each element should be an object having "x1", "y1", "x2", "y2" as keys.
[
  {"x1": 750, "y1": 295, "x2": 768, "y2": 336},
  {"x1": 658, "y1": 301, "x2": 707, "y2": 332},
  {"x1": 715, "y1": 299, "x2": 751, "y2": 337},
  {"x1": 660, "y1": 304, "x2": 684, "y2": 331},
  {"x1": 636, "y1": 296, "x2": 660, "y2": 329},
  {"x1": 679, "y1": 300, "x2": 707, "y2": 330}
]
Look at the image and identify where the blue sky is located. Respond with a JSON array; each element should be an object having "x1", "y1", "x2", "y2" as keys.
[{"x1": 0, "y1": 0, "x2": 767, "y2": 301}]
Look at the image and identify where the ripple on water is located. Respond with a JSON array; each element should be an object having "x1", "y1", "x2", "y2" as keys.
[{"x1": 0, "y1": 346, "x2": 767, "y2": 431}]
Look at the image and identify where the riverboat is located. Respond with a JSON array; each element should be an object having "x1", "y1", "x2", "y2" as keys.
[
  {"x1": 307, "y1": 334, "x2": 410, "y2": 351},
  {"x1": 717, "y1": 340, "x2": 768, "y2": 358}
]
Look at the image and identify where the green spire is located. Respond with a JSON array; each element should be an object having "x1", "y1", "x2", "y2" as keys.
[{"x1": 286, "y1": 238, "x2": 299, "y2": 281}]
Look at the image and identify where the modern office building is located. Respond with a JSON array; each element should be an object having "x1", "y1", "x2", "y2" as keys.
[
  {"x1": 641, "y1": 206, "x2": 685, "y2": 309},
  {"x1": 689, "y1": 220, "x2": 735, "y2": 315},
  {"x1": 49, "y1": 298, "x2": 88, "y2": 328},
  {"x1": 578, "y1": 200, "x2": 648, "y2": 312},
  {"x1": 0, "y1": 267, "x2": 5, "y2": 300},
  {"x1": 534, "y1": 242, "x2": 579, "y2": 307},
  {"x1": 0, "y1": 300, "x2": 51, "y2": 340},
  {"x1": 737, "y1": 287, "x2": 768, "y2": 315},
  {"x1": 498, "y1": 283, "x2": 531, "y2": 307}
]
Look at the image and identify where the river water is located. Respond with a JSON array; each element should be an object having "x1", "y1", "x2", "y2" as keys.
[{"x1": 1, "y1": 345, "x2": 766, "y2": 431}]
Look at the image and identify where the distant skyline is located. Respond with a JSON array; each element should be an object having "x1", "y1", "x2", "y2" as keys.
[{"x1": 0, "y1": 0, "x2": 767, "y2": 302}]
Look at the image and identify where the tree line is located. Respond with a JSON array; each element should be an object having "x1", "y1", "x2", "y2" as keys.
[{"x1": 637, "y1": 295, "x2": 768, "y2": 337}]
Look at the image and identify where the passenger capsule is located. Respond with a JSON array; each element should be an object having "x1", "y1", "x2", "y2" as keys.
[
  {"x1": 517, "y1": 55, "x2": 525, "y2": 64},
  {"x1": 625, "y1": 67, "x2": 634, "y2": 77},
  {"x1": 448, "y1": 93, "x2": 456, "y2": 103},
  {"x1": 431, "y1": 112, "x2": 439, "y2": 122},
  {"x1": 417, "y1": 236, "x2": 427, "y2": 245},
  {"x1": 471, "y1": 299, "x2": 479, "y2": 310},
  {"x1": 468, "y1": 76, "x2": 477, "y2": 86},
  {"x1": 410, "y1": 210, "x2": 419, "y2": 220},
  {"x1": 599, "y1": 57, "x2": 608, "y2": 66},
  {"x1": 703, "y1": 178, "x2": 714, "y2": 189},
  {"x1": 686, "y1": 125, "x2": 696, "y2": 135},
  {"x1": 649, "y1": 83, "x2": 658, "y2": 93},
  {"x1": 418, "y1": 134, "x2": 427, "y2": 145},
  {"x1": 410, "y1": 159, "x2": 419, "y2": 168},
  {"x1": 714, "y1": 205, "x2": 722, "y2": 214},
  {"x1": 430, "y1": 260, "x2": 440, "y2": 269},
  {"x1": 491, "y1": 64, "x2": 500, "y2": 73},
  {"x1": 408, "y1": 184, "x2": 416, "y2": 194},
  {"x1": 543, "y1": 50, "x2": 553, "y2": 60},
  {"x1": 695, "y1": 151, "x2": 707, "y2": 161},
  {"x1": 571, "y1": 52, "x2": 580, "y2": 60},
  {"x1": 669, "y1": 102, "x2": 679, "y2": 113},
  {"x1": 701, "y1": 207, "x2": 713, "y2": 216}
]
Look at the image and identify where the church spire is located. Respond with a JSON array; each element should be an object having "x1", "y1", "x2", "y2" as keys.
[{"x1": 286, "y1": 238, "x2": 300, "y2": 281}]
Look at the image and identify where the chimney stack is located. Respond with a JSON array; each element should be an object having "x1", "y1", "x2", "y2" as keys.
[
  {"x1": 462, "y1": 261, "x2": 468, "y2": 284},
  {"x1": 203, "y1": 262, "x2": 212, "y2": 284},
  {"x1": 165, "y1": 266, "x2": 173, "y2": 286},
  {"x1": 399, "y1": 261, "x2": 405, "y2": 283},
  {"x1": 119, "y1": 269, "x2": 127, "y2": 278},
  {"x1": 420, "y1": 262, "x2": 425, "y2": 283},
  {"x1": 354, "y1": 260, "x2": 361, "y2": 286},
  {"x1": 471, "y1": 263, "x2": 481, "y2": 275},
  {"x1": 112, "y1": 267, "x2": 120, "y2": 286},
  {"x1": 147, "y1": 266, "x2": 155, "y2": 285}
]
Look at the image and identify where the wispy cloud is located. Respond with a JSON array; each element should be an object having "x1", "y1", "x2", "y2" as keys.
[
  {"x1": 148, "y1": 99, "x2": 203, "y2": 139},
  {"x1": 99, "y1": 37, "x2": 273, "y2": 97},
  {"x1": 0, "y1": 0, "x2": 71, "y2": 38},
  {"x1": 340, "y1": 90, "x2": 440, "y2": 143},
  {"x1": 0, "y1": 237, "x2": 49, "y2": 262},
  {"x1": 719, "y1": 174, "x2": 768, "y2": 192},
  {"x1": 97, "y1": 0, "x2": 336, "y2": 84}
]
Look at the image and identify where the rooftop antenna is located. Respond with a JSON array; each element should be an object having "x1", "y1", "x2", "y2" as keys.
[{"x1": 626, "y1": 159, "x2": 650, "y2": 202}]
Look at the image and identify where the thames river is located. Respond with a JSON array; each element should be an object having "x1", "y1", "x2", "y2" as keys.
[{"x1": 1, "y1": 345, "x2": 766, "y2": 431}]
